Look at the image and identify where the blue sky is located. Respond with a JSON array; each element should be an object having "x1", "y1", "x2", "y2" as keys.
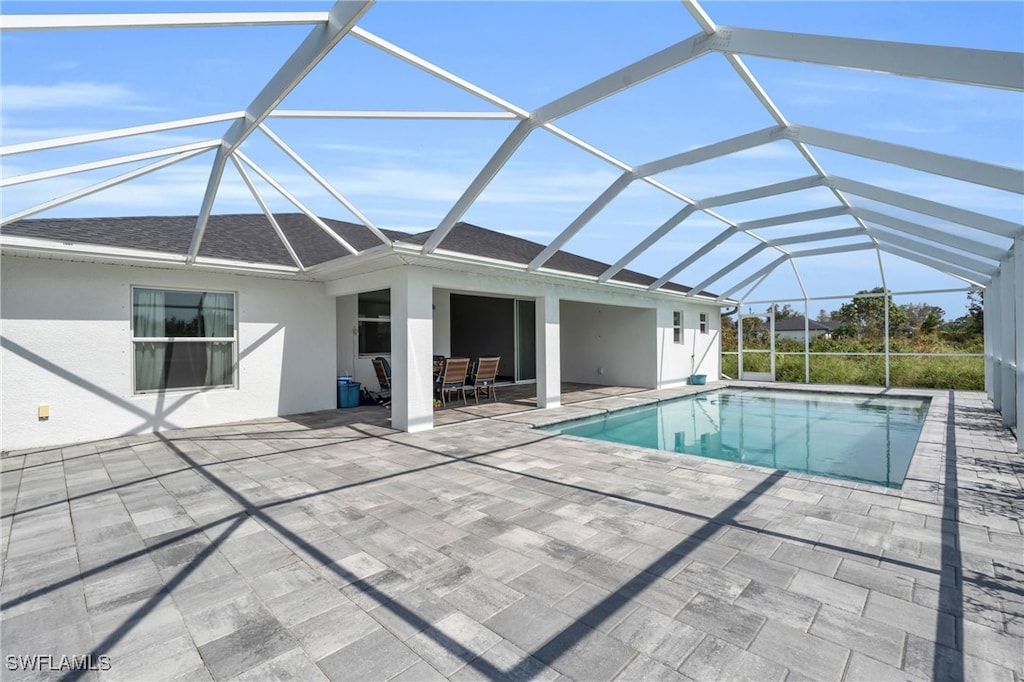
[{"x1": 2, "y1": 1, "x2": 1022, "y2": 318}]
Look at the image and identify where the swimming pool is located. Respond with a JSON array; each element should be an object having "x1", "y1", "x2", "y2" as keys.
[{"x1": 543, "y1": 388, "x2": 930, "y2": 488}]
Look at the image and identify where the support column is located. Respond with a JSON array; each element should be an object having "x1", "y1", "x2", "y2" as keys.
[
  {"x1": 391, "y1": 269, "x2": 434, "y2": 432},
  {"x1": 984, "y1": 282, "x2": 994, "y2": 398},
  {"x1": 536, "y1": 294, "x2": 561, "y2": 409},
  {"x1": 989, "y1": 273, "x2": 1003, "y2": 412},
  {"x1": 1015, "y1": 237, "x2": 1023, "y2": 449},
  {"x1": 1000, "y1": 259, "x2": 1016, "y2": 428}
]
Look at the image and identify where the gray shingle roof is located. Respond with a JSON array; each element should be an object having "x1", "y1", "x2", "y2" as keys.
[
  {"x1": 3, "y1": 214, "x2": 713, "y2": 296},
  {"x1": 774, "y1": 316, "x2": 838, "y2": 332}
]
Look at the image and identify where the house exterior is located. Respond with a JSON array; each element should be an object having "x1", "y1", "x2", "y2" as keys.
[
  {"x1": 774, "y1": 316, "x2": 838, "y2": 341},
  {"x1": 1, "y1": 214, "x2": 725, "y2": 451}
]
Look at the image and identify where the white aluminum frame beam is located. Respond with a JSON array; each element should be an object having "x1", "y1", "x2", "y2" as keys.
[
  {"x1": 423, "y1": 120, "x2": 534, "y2": 253},
  {"x1": 788, "y1": 125, "x2": 1024, "y2": 194},
  {"x1": 0, "y1": 112, "x2": 241, "y2": 157},
  {"x1": 268, "y1": 110, "x2": 518, "y2": 120},
  {"x1": 768, "y1": 227, "x2": 867, "y2": 247},
  {"x1": 649, "y1": 227, "x2": 737, "y2": 291},
  {"x1": 634, "y1": 126, "x2": 786, "y2": 178},
  {"x1": 708, "y1": 27, "x2": 1024, "y2": 92},
  {"x1": 350, "y1": 26, "x2": 528, "y2": 118},
  {"x1": 0, "y1": 139, "x2": 220, "y2": 187},
  {"x1": 695, "y1": 175, "x2": 824, "y2": 209},
  {"x1": 865, "y1": 229, "x2": 997, "y2": 276},
  {"x1": 719, "y1": 255, "x2": 790, "y2": 301},
  {"x1": 1, "y1": 148, "x2": 210, "y2": 226},
  {"x1": 0, "y1": 12, "x2": 327, "y2": 31},
  {"x1": 229, "y1": 155, "x2": 306, "y2": 270},
  {"x1": 686, "y1": 228, "x2": 869, "y2": 296},
  {"x1": 878, "y1": 244, "x2": 992, "y2": 286},
  {"x1": 258, "y1": 123, "x2": 390, "y2": 246},
  {"x1": 828, "y1": 176, "x2": 1023, "y2": 239},
  {"x1": 234, "y1": 151, "x2": 358, "y2": 256},
  {"x1": 531, "y1": 31, "x2": 711, "y2": 123},
  {"x1": 853, "y1": 208, "x2": 1006, "y2": 261},
  {"x1": 598, "y1": 205, "x2": 696, "y2": 283},
  {"x1": 528, "y1": 172, "x2": 633, "y2": 271},
  {"x1": 735, "y1": 205, "x2": 848, "y2": 231},
  {"x1": 189, "y1": 0, "x2": 374, "y2": 262},
  {"x1": 689, "y1": 243, "x2": 773, "y2": 295}
]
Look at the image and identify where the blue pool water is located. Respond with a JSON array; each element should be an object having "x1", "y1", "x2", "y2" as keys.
[{"x1": 543, "y1": 388, "x2": 930, "y2": 488}]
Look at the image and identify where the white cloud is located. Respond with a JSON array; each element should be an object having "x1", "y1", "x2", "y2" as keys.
[{"x1": 2, "y1": 82, "x2": 156, "y2": 111}]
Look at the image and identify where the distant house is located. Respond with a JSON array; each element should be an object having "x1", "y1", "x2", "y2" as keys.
[
  {"x1": 774, "y1": 316, "x2": 838, "y2": 341},
  {"x1": 1, "y1": 213, "x2": 726, "y2": 450}
]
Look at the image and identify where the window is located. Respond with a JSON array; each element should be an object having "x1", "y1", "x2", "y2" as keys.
[
  {"x1": 673, "y1": 311, "x2": 684, "y2": 344},
  {"x1": 699, "y1": 312, "x2": 709, "y2": 334},
  {"x1": 358, "y1": 289, "x2": 391, "y2": 356},
  {"x1": 132, "y1": 287, "x2": 236, "y2": 392}
]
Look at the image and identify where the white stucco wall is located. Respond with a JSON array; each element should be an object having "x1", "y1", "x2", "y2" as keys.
[
  {"x1": 560, "y1": 301, "x2": 658, "y2": 387},
  {"x1": 1, "y1": 256, "x2": 336, "y2": 451},
  {"x1": 658, "y1": 304, "x2": 722, "y2": 388}
]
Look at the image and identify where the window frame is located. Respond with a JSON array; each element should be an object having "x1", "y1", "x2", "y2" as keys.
[
  {"x1": 673, "y1": 310, "x2": 684, "y2": 344},
  {"x1": 699, "y1": 312, "x2": 709, "y2": 335},
  {"x1": 130, "y1": 285, "x2": 238, "y2": 395},
  {"x1": 357, "y1": 289, "x2": 391, "y2": 357}
]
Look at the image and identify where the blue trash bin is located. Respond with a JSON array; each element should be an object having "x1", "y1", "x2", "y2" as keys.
[{"x1": 337, "y1": 376, "x2": 360, "y2": 408}]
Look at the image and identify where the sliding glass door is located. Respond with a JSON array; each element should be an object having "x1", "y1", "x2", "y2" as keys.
[{"x1": 515, "y1": 299, "x2": 536, "y2": 382}]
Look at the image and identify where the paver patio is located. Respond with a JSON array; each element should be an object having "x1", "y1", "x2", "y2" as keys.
[{"x1": 1, "y1": 382, "x2": 1021, "y2": 681}]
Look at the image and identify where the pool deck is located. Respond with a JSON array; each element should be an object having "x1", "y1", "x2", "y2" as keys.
[{"x1": 2, "y1": 382, "x2": 1021, "y2": 681}]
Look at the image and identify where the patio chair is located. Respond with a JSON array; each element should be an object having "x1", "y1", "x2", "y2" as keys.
[
  {"x1": 434, "y1": 357, "x2": 470, "y2": 407},
  {"x1": 464, "y1": 356, "x2": 500, "y2": 404},
  {"x1": 371, "y1": 356, "x2": 392, "y2": 407}
]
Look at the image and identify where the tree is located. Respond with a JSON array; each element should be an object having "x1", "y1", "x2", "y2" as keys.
[
  {"x1": 946, "y1": 288, "x2": 984, "y2": 334},
  {"x1": 834, "y1": 287, "x2": 906, "y2": 339},
  {"x1": 766, "y1": 303, "x2": 799, "y2": 321},
  {"x1": 900, "y1": 302, "x2": 945, "y2": 335}
]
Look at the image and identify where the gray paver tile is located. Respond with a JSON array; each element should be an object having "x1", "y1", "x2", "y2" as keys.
[
  {"x1": 678, "y1": 635, "x2": 787, "y2": 682},
  {"x1": 789, "y1": 568, "x2": 868, "y2": 614},
  {"x1": 367, "y1": 586, "x2": 457, "y2": 642},
  {"x1": 448, "y1": 640, "x2": 559, "y2": 682},
  {"x1": 723, "y1": 551, "x2": 797, "y2": 589},
  {"x1": 389, "y1": 660, "x2": 448, "y2": 682},
  {"x1": 533, "y1": 623, "x2": 638, "y2": 682},
  {"x1": 227, "y1": 647, "x2": 328, "y2": 681},
  {"x1": 863, "y1": 590, "x2": 957, "y2": 648},
  {"x1": 288, "y1": 603, "x2": 379, "y2": 661},
  {"x1": 835, "y1": 558, "x2": 915, "y2": 600},
  {"x1": 484, "y1": 596, "x2": 576, "y2": 652},
  {"x1": 770, "y1": 540, "x2": 841, "y2": 576},
  {"x1": 809, "y1": 604, "x2": 906, "y2": 667},
  {"x1": 441, "y1": 575, "x2": 524, "y2": 623},
  {"x1": 552, "y1": 582, "x2": 640, "y2": 634},
  {"x1": 748, "y1": 620, "x2": 849, "y2": 681},
  {"x1": 734, "y1": 579, "x2": 820, "y2": 631},
  {"x1": 403, "y1": 612, "x2": 502, "y2": 677},
  {"x1": 198, "y1": 617, "x2": 298, "y2": 680},
  {"x1": 844, "y1": 652, "x2": 927, "y2": 682},
  {"x1": 316, "y1": 627, "x2": 420, "y2": 682},
  {"x1": 609, "y1": 605, "x2": 704, "y2": 669},
  {"x1": 613, "y1": 654, "x2": 692, "y2": 681},
  {"x1": 675, "y1": 593, "x2": 765, "y2": 649}
]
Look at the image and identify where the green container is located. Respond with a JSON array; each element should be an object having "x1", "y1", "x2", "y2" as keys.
[
  {"x1": 337, "y1": 379, "x2": 361, "y2": 408},
  {"x1": 689, "y1": 374, "x2": 707, "y2": 385}
]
